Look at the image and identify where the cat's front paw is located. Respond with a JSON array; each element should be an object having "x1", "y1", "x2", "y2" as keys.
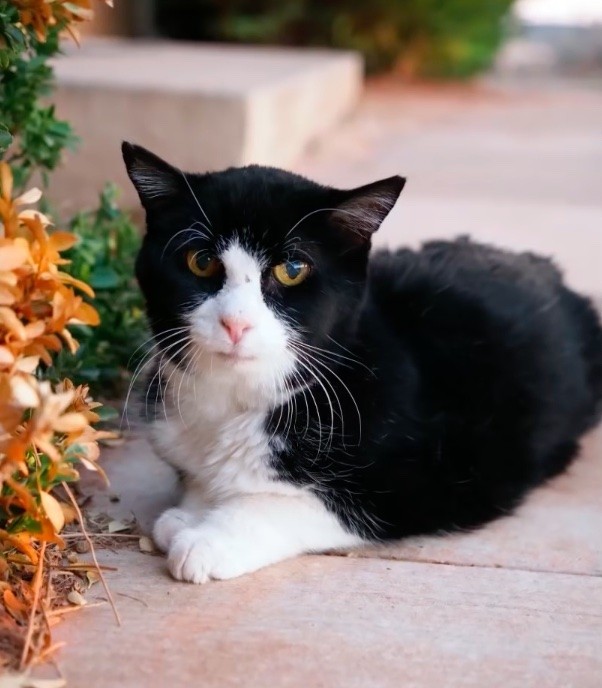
[
  {"x1": 153, "y1": 508, "x2": 197, "y2": 553},
  {"x1": 167, "y1": 526, "x2": 257, "y2": 584}
]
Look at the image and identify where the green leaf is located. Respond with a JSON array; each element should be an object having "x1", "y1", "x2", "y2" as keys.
[
  {"x1": 96, "y1": 404, "x2": 119, "y2": 422},
  {"x1": 89, "y1": 265, "x2": 121, "y2": 289},
  {"x1": 0, "y1": 124, "x2": 13, "y2": 154}
]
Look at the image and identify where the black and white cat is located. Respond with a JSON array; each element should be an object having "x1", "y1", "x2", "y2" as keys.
[{"x1": 122, "y1": 142, "x2": 602, "y2": 584}]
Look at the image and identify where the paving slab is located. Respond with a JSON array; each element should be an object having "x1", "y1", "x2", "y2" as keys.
[
  {"x1": 55, "y1": 552, "x2": 602, "y2": 688},
  {"x1": 358, "y1": 428, "x2": 602, "y2": 576},
  {"x1": 48, "y1": 39, "x2": 362, "y2": 211}
]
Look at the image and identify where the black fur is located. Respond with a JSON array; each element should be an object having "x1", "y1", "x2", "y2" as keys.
[{"x1": 123, "y1": 142, "x2": 602, "y2": 542}]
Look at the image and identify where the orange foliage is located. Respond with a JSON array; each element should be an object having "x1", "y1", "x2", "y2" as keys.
[{"x1": 0, "y1": 161, "x2": 107, "y2": 563}]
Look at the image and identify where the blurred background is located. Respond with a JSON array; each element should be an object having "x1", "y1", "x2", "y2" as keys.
[{"x1": 42, "y1": 0, "x2": 601, "y2": 392}]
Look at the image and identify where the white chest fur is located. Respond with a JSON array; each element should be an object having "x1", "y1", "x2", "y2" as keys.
[{"x1": 150, "y1": 362, "x2": 303, "y2": 505}]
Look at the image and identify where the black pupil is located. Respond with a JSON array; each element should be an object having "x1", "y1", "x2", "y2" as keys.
[
  {"x1": 197, "y1": 255, "x2": 212, "y2": 271},
  {"x1": 286, "y1": 261, "x2": 303, "y2": 279}
]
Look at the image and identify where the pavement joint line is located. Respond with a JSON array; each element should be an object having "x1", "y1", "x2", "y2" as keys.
[{"x1": 325, "y1": 552, "x2": 602, "y2": 579}]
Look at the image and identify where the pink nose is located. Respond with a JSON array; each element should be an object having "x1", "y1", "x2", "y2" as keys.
[{"x1": 220, "y1": 316, "x2": 252, "y2": 345}]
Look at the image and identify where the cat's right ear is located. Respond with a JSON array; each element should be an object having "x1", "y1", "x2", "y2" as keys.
[
  {"x1": 121, "y1": 142, "x2": 181, "y2": 209},
  {"x1": 330, "y1": 175, "x2": 406, "y2": 244}
]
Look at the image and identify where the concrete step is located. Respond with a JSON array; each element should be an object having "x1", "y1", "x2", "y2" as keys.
[{"x1": 49, "y1": 39, "x2": 362, "y2": 212}]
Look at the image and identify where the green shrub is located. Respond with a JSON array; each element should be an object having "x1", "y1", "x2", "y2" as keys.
[
  {"x1": 1, "y1": 0, "x2": 148, "y2": 399},
  {"x1": 156, "y1": 0, "x2": 515, "y2": 78},
  {"x1": 49, "y1": 184, "x2": 147, "y2": 398}
]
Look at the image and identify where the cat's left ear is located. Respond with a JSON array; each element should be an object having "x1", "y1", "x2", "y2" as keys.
[{"x1": 330, "y1": 176, "x2": 406, "y2": 242}]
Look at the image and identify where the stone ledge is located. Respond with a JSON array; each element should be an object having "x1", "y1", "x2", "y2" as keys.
[{"x1": 49, "y1": 39, "x2": 363, "y2": 211}]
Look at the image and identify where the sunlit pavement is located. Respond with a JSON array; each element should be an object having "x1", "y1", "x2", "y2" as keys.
[{"x1": 53, "y1": 77, "x2": 602, "y2": 688}]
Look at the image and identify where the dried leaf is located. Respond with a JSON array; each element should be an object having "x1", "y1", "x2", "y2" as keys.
[
  {"x1": 60, "y1": 502, "x2": 77, "y2": 525},
  {"x1": 86, "y1": 570, "x2": 100, "y2": 587},
  {"x1": 15, "y1": 186, "x2": 42, "y2": 205},
  {"x1": 107, "y1": 520, "x2": 129, "y2": 534},
  {"x1": 66, "y1": 590, "x2": 87, "y2": 606},
  {"x1": 40, "y1": 492, "x2": 65, "y2": 533},
  {"x1": 28, "y1": 680, "x2": 68, "y2": 688},
  {"x1": 0, "y1": 673, "x2": 65, "y2": 688}
]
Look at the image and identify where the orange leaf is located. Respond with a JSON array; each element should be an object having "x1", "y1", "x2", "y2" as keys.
[
  {"x1": 5, "y1": 477, "x2": 37, "y2": 513},
  {"x1": 57, "y1": 272, "x2": 95, "y2": 298},
  {"x1": 0, "y1": 306, "x2": 27, "y2": 339},
  {"x1": 60, "y1": 327, "x2": 79, "y2": 354},
  {"x1": 5, "y1": 532, "x2": 39, "y2": 564},
  {"x1": 0, "y1": 284, "x2": 17, "y2": 305},
  {"x1": 3, "y1": 588, "x2": 28, "y2": 620},
  {"x1": 0, "y1": 345, "x2": 15, "y2": 366},
  {"x1": 49, "y1": 231, "x2": 78, "y2": 252},
  {"x1": 0, "y1": 242, "x2": 29, "y2": 270},
  {"x1": 73, "y1": 300, "x2": 100, "y2": 326},
  {"x1": 53, "y1": 412, "x2": 88, "y2": 434},
  {"x1": 14, "y1": 355, "x2": 40, "y2": 374},
  {"x1": 0, "y1": 161, "x2": 13, "y2": 201},
  {"x1": 38, "y1": 516, "x2": 65, "y2": 546}
]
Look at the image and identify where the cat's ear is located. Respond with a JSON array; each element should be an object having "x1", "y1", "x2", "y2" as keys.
[
  {"x1": 121, "y1": 142, "x2": 181, "y2": 208},
  {"x1": 330, "y1": 176, "x2": 406, "y2": 242}
]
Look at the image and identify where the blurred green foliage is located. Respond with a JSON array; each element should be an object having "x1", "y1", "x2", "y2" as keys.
[
  {"x1": 0, "y1": 1, "x2": 77, "y2": 189},
  {"x1": 49, "y1": 185, "x2": 147, "y2": 398},
  {"x1": 156, "y1": 0, "x2": 515, "y2": 77}
]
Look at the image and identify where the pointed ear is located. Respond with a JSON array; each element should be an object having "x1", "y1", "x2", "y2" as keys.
[
  {"x1": 330, "y1": 176, "x2": 406, "y2": 242},
  {"x1": 121, "y1": 142, "x2": 181, "y2": 208}
]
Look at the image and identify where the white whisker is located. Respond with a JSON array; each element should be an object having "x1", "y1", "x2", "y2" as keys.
[{"x1": 180, "y1": 169, "x2": 212, "y2": 228}]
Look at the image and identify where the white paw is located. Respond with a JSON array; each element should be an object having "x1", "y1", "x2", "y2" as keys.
[
  {"x1": 153, "y1": 508, "x2": 197, "y2": 553},
  {"x1": 167, "y1": 526, "x2": 257, "y2": 584}
]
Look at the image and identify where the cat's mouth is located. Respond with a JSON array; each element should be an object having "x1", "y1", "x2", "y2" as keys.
[{"x1": 215, "y1": 350, "x2": 257, "y2": 363}]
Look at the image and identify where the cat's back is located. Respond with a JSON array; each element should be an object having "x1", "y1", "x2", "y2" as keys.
[
  {"x1": 368, "y1": 237, "x2": 562, "y2": 314},
  {"x1": 366, "y1": 237, "x2": 602, "y2": 443}
]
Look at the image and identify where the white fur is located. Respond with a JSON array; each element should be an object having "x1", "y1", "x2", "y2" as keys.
[{"x1": 150, "y1": 241, "x2": 361, "y2": 583}]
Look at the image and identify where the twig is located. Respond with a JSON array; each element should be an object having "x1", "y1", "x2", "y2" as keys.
[
  {"x1": 61, "y1": 532, "x2": 140, "y2": 539},
  {"x1": 20, "y1": 540, "x2": 46, "y2": 670},
  {"x1": 117, "y1": 592, "x2": 149, "y2": 608},
  {"x1": 47, "y1": 601, "x2": 106, "y2": 618},
  {"x1": 62, "y1": 482, "x2": 121, "y2": 627},
  {"x1": 37, "y1": 641, "x2": 66, "y2": 663},
  {"x1": 50, "y1": 563, "x2": 118, "y2": 572}
]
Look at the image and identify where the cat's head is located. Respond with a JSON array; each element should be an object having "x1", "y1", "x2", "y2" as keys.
[{"x1": 122, "y1": 143, "x2": 404, "y2": 407}]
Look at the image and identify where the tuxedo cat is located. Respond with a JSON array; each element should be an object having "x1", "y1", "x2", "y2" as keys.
[{"x1": 123, "y1": 142, "x2": 602, "y2": 584}]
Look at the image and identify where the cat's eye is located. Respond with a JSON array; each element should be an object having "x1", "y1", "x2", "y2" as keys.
[
  {"x1": 186, "y1": 250, "x2": 221, "y2": 278},
  {"x1": 272, "y1": 260, "x2": 311, "y2": 287}
]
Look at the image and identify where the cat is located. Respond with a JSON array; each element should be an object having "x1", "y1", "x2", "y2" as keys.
[{"x1": 122, "y1": 142, "x2": 602, "y2": 584}]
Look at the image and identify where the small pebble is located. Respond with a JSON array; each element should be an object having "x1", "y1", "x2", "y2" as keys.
[
  {"x1": 67, "y1": 590, "x2": 87, "y2": 606},
  {"x1": 139, "y1": 536, "x2": 154, "y2": 553},
  {"x1": 75, "y1": 540, "x2": 90, "y2": 553}
]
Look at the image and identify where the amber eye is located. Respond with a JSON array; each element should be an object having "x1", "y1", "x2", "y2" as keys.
[
  {"x1": 272, "y1": 260, "x2": 311, "y2": 287},
  {"x1": 186, "y1": 251, "x2": 221, "y2": 278}
]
